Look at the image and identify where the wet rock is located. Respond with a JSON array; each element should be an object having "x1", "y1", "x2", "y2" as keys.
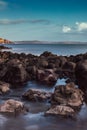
[
  {"x1": 37, "y1": 58, "x2": 48, "y2": 68},
  {"x1": 0, "y1": 99, "x2": 28, "y2": 114},
  {"x1": 26, "y1": 66, "x2": 37, "y2": 80},
  {"x1": 36, "y1": 69, "x2": 58, "y2": 85},
  {"x1": 0, "y1": 59, "x2": 29, "y2": 85},
  {"x1": 45, "y1": 105, "x2": 75, "y2": 117},
  {"x1": 51, "y1": 83, "x2": 83, "y2": 109},
  {"x1": 61, "y1": 62, "x2": 76, "y2": 80},
  {"x1": 40, "y1": 51, "x2": 56, "y2": 57},
  {"x1": 23, "y1": 88, "x2": 52, "y2": 102},
  {"x1": 75, "y1": 60, "x2": 87, "y2": 92},
  {"x1": 0, "y1": 81, "x2": 10, "y2": 94},
  {"x1": 0, "y1": 45, "x2": 11, "y2": 50},
  {"x1": 62, "y1": 62, "x2": 76, "y2": 70},
  {"x1": 59, "y1": 56, "x2": 67, "y2": 67}
]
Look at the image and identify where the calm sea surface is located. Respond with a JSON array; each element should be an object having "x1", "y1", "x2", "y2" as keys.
[
  {"x1": 1, "y1": 43, "x2": 87, "y2": 130},
  {"x1": 4, "y1": 43, "x2": 87, "y2": 56}
]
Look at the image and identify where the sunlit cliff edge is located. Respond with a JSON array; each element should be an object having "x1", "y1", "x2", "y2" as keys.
[{"x1": 0, "y1": 38, "x2": 14, "y2": 44}]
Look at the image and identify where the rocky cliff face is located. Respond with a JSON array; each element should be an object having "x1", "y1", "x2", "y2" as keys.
[{"x1": 0, "y1": 38, "x2": 13, "y2": 44}]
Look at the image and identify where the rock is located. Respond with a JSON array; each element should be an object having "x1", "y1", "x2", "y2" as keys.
[
  {"x1": 51, "y1": 83, "x2": 83, "y2": 109},
  {"x1": 0, "y1": 99, "x2": 28, "y2": 114},
  {"x1": 37, "y1": 58, "x2": 48, "y2": 68},
  {"x1": 62, "y1": 62, "x2": 76, "y2": 70},
  {"x1": 36, "y1": 69, "x2": 58, "y2": 85},
  {"x1": 45, "y1": 105, "x2": 75, "y2": 117},
  {"x1": 0, "y1": 59, "x2": 29, "y2": 84},
  {"x1": 26, "y1": 66, "x2": 37, "y2": 80},
  {"x1": 40, "y1": 51, "x2": 56, "y2": 57},
  {"x1": 75, "y1": 60, "x2": 87, "y2": 92},
  {"x1": 0, "y1": 81, "x2": 10, "y2": 94},
  {"x1": 0, "y1": 45, "x2": 11, "y2": 50},
  {"x1": 23, "y1": 89, "x2": 52, "y2": 102},
  {"x1": 59, "y1": 56, "x2": 67, "y2": 67}
]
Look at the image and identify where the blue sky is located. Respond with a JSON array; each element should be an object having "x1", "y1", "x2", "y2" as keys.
[{"x1": 0, "y1": 0, "x2": 87, "y2": 41}]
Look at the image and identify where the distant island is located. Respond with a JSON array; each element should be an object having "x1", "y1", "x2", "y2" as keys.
[
  {"x1": 0, "y1": 38, "x2": 14, "y2": 44},
  {"x1": 15, "y1": 40, "x2": 87, "y2": 44}
]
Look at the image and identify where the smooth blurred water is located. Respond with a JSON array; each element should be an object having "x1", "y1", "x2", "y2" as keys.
[
  {"x1": 0, "y1": 79, "x2": 87, "y2": 130},
  {"x1": 4, "y1": 43, "x2": 87, "y2": 56}
]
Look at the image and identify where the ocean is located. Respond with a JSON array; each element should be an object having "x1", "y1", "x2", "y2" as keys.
[
  {"x1": 4, "y1": 43, "x2": 87, "y2": 56},
  {"x1": 1, "y1": 43, "x2": 87, "y2": 130}
]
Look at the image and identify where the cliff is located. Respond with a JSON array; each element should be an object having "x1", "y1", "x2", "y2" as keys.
[{"x1": 0, "y1": 38, "x2": 13, "y2": 44}]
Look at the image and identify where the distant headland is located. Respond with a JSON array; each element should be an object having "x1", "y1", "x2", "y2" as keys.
[{"x1": 0, "y1": 38, "x2": 14, "y2": 44}]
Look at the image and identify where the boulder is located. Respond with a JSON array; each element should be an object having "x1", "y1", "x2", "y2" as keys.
[
  {"x1": 40, "y1": 51, "x2": 56, "y2": 57},
  {"x1": 45, "y1": 105, "x2": 75, "y2": 117},
  {"x1": 0, "y1": 59, "x2": 29, "y2": 84},
  {"x1": 37, "y1": 58, "x2": 48, "y2": 68},
  {"x1": 0, "y1": 99, "x2": 28, "y2": 114},
  {"x1": 75, "y1": 60, "x2": 87, "y2": 92},
  {"x1": 62, "y1": 62, "x2": 76, "y2": 70},
  {"x1": 0, "y1": 81, "x2": 10, "y2": 94},
  {"x1": 36, "y1": 69, "x2": 58, "y2": 85},
  {"x1": 23, "y1": 89, "x2": 52, "y2": 102},
  {"x1": 51, "y1": 83, "x2": 83, "y2": 109}
]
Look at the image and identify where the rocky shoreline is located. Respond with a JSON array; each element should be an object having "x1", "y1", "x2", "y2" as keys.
[
  {"x1": 0, "y1": 45, "x2": 11, "y2": 50},
  {"x1": 0, "y1": 51, "x2": 87, "y2": 118}
]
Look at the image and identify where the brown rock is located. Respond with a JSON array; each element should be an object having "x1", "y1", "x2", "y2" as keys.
[
  {"x1": 45, "y1": 105, "x2": 75, "y2": 117},
  {"x1": 0, "y1": 99, "x2": 28, "y2": 114},
  {"x1": 0, "y1": 81, "x2": 10, "y2": 94},
  {"x1": 0, "y1": 59, "x2": 29, "y2": 85},
  {"x1": 23, "y1": 88, "x2": 52, "y2": 102},
  {"x1": 52, "y1": 83, "x2": 83, "y2": 109},
  {"x1": 36, "y1": 69, "x2": 58, "y2": 85}
]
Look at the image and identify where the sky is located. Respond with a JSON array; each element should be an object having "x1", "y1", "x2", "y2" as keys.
[{"x1": 0, "y1": 0, "x2": 87, "y2": 41}]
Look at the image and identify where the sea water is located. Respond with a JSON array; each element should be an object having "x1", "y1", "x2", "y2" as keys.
[{"x1": 4, "y1": 43, "x2": 87, "y2": 56}]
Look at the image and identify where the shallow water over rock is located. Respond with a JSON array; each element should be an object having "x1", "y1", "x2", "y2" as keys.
[{"x1": 0, "y1": 79, "x2": 87, "y2": 130}]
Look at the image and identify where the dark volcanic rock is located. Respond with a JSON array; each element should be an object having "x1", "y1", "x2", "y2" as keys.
[
  {"x1": 51, "y1": 83, "x2": 83, "y2": 109},
  {"x1": 23, "y1": 88, "x2": 52, "y2": 102}
]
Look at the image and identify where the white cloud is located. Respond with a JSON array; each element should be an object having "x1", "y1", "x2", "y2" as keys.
[
  {"x1": 0, "y1": 0, "x2": 8, "y2": 9},
  {"x1": 76, "y1": 22, "x2": 87, "y2": 31},
  {"x1": 62, "y1": 26, "x2": 71, "y2": 33}
]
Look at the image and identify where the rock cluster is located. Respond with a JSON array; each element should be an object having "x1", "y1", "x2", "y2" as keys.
[
  {"x1": 51, "y1": 83, "x2": 83, "y2": 108},
  {"x1": 0, "y1": 51, "x2": 87, "y2": 117},
  {"x1": 45, "y1": 83, "x2": 83, "y2": 117}
]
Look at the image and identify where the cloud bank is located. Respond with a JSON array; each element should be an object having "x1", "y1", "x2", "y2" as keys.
[
  {"x1": 0, "y1": 19, "x2": 50, "y2": 25},
  {"x1": 62, "y1": 22, "x2": 87, "y2": 34}
]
